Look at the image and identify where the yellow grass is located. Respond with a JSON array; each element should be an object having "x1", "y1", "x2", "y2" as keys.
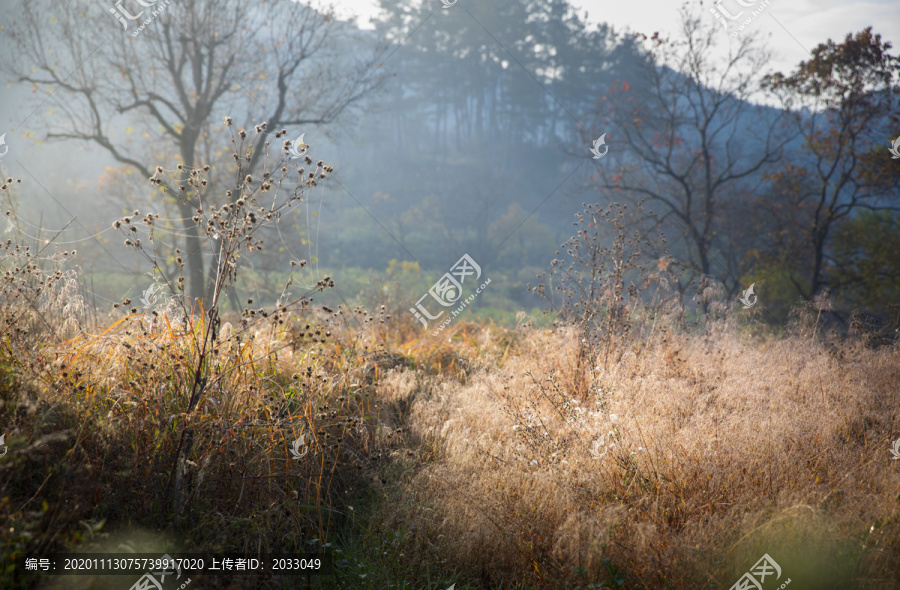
[
  {"x1": 370, "y1": 322, "x2": 900, "y2": 588},
  {"x1": 2, "y1": 305, "x2": 899, "y2": 589}
]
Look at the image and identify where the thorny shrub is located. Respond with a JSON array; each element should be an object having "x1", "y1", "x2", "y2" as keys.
[
  {"x1": 1, "y1": 175, "x2": 87, "y2": 355},
  {"x1": 100, "y1": 121, "x2": 338, "y2": 528},
  {"x1": 530, "y1": 201, "x2": 682, "y2": 397}
]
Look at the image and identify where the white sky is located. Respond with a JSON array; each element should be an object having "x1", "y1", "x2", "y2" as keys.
[{"x1": 328, "y1": 0, "x2": 900, "y2": 78}]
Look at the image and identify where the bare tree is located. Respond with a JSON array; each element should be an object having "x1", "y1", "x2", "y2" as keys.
[
  {"x1": 3, "y1": 0, "x2": 384, "y2": 301},
  {"x1": 582, "y1": 6, "x2": 794, "y2": 294}
]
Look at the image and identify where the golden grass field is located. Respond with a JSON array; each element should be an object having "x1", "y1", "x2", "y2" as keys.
[{"x1": 2, "y1": 292, "x2": 899, "y2": 589}]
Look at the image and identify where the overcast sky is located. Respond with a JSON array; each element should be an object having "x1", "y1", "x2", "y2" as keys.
[{"x1": 330, "y1": 0, "x2": 900, "y2": 78}]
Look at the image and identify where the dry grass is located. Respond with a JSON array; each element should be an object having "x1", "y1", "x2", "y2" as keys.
[
  {"x1": 2, "y1": 291, "x2": 899, "y2": 589},
  {"x1": 0, "y1": 300, "x2": 412, "y2": 589},
  {"x1": 378, "y1": 319, "x2": 900, "y2": 589}
]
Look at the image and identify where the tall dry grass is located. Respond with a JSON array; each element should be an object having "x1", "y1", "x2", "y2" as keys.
[
  {"x1": 3, "y1": 265, "x2": 899, "y2": 588},
  {"x1": 373, "y1": 313, "x2": 900, "y2": 589},
  {"x1": 1, "y1": 296, "x2": 414, "y2": 589}
]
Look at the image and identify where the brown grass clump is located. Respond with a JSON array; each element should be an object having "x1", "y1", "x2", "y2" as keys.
[
  {"x1": 0, "y1": 299, "x2": 400, "y2": 587},
  {"x1": 378, "y1": 320, "x2": 900, "y2": 589}
]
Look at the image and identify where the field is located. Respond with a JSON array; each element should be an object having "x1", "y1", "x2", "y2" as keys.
[
  {"x1": 2, "y1": 0, "x2": 898, "y2": 587},
  {"x1": 2, "y1": 259, "x2": 899, "y2": 589}
]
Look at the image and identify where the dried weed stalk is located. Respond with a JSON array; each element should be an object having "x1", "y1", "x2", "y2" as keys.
[{"x1": 106, "y1": 121, "x2": 336, "y2": 526}]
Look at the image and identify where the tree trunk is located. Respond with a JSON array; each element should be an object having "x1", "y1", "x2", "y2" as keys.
[{"x1": 175, "y1": 193, "x2": 206, "y2": 303}]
